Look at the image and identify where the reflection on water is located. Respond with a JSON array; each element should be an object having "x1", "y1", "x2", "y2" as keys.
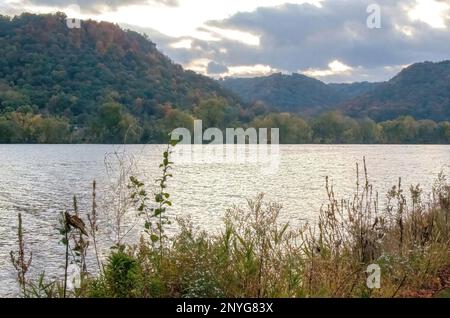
[{"x1": 0, "y1": 144, "x2": 449, "y2": 296}]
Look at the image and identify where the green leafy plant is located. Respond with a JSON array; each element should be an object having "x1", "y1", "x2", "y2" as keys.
[
  {"x1": 23, "y1": 272, "x2": 61, "y2": 298},
  {"x1": 129, "y1": 139, "x2": 178, "y2": 258},
  {"x1": 103, "y1": 247, "x2": 143, "y2": 298}
]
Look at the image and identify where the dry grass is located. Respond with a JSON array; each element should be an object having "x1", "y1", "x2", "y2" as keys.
[{"x1": 11, "y1": 156, "x2": 450, "y2": 298}]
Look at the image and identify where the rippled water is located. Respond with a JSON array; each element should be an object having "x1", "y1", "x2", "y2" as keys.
[{"x1": 0, "y1": 144, "x2": 449, "y2": 296}]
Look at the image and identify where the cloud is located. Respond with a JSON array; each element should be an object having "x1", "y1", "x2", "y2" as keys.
[
  {"x1": 207, "y1": 61, "x2": 229, "y2": 74},
  {"x1": 409, "y1": 0, "x2": 450, "y2": 28},
  {"x1": 170, "y1": 39, "x2": 193, "y2": 49},
  {"x1": 171, "y1": 0, "x2": 450, "y2": 82},
  {"x1": 198, "y1": 26, "x2": 261, "y2": 46},
  {"x1": 10, "y1": 0, "x2": 450, "y2": 82},
  {"x1": 224, "y1": 64, "x2": 282, "y2": 77},
  {"x1": 303, "y1": 60, "x2": 354, "y2": 78},
  {"x1": 183, "y1": 58, "x2": 211, "y2": 74},
  {"x1": 24, "y1": 0, "x2": 178, "y2": 13}
]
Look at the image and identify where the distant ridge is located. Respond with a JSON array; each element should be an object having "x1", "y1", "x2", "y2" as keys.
[
  {"x1": 220, "y1": 73, "x2": 381, "y2": 115},
  {"x1": 341, "y1": 61, "x2": 450, "y2": 121}
]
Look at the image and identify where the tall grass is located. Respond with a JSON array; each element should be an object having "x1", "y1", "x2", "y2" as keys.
[{"x1": 10, "y1": 149, "x2": 450, "y2": 298}]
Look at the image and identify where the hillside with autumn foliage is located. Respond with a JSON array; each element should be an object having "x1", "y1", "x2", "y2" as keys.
[
  {"x1": 0, "y1": 13, "x2": 449, "y2": 144},
  {"x1": 0, "y1": 13, "x2": 245, "y2": 143},
  {"x1": 341, "y1": 61, "x2": 450, "y2": 121}
]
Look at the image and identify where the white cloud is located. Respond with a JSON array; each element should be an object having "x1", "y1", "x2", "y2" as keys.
[
  {"x1": 4, "y1": 0, "x2": 450, "y2": 83},
  {"x1": 170, "y1": 39, "x2": 193, "y2": 49},
  {"x1": 395, "y1": 24, "x2": 415, "y2": 37},
  {"x1": 408, "y1": 0, "x2": 450, "y2": 28},
  {"x1": 303, "y1": 60, "x2": 354, "y2": 78},
  {"x1": 16, "y1": 0, "x2": 323, "y2": 43},
  {"x1": 184, "y1": 59, "x2": 282, "y2": 78},
  {"x1": 226, "y1": 64, "x2": 281, "y2": 77},
  {"x1": 201, "y1": 26, "x2": 260, "y2": 46},
  {"x1": 184, "y1": 58, "x2": 212, "y2": 74}
]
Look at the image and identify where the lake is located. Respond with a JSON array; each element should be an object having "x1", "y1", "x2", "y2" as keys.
[{"x1": 0, "y1": 144, "x2": 449, "y2": 296}]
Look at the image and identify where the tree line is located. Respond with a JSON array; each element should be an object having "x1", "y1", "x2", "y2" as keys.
[
  {"x1": 251, "y1": 112, "x2": 450, "y2": 144},
  {"x1": 1, "y1": 101, "x2": 449, "y2": 144}
]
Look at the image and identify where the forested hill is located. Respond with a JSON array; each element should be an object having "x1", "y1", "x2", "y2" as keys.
[
  {"x1": 220, "y1": 73, "x2": 341, "y2": 114},
  {"x1": 221, "y1": 61, "x2": 450, "y2": 123},
  {"x1": 341, "y1": 61, "x2": 450, "y2": 121},
  {"x1": 0, "y1": 13, "x2": 449, "y2": 144},
  {"x1": 327, "y1": 82, "x2": 382, "y2": 101},
  {"x1": 0, "y1": 13, "x2": 244, "y2": 143},
  {"x1": 220, "y1": 73, "x2": 381, "y2": 114}
]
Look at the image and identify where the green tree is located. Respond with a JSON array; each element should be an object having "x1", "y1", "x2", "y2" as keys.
[
  {"x1": 252, "y1": 113, "x2": 312, "y2": 143},
  {"x1": 358, "y1": 117, "x2": 382, "y2": 143},
  {"x1": 193, "y1": 97, "x2": 238, "y2": 129},
  {"x1": 312, "y1": 112, "x2": 360, "y2": 143},
  {"x1": 380, "y1": 116, "x2": 417, "y2": 143}
]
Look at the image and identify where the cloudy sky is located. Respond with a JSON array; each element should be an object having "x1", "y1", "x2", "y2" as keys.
[{"x1": 1, "y1": 0, "x2": 450, "y2": 82}]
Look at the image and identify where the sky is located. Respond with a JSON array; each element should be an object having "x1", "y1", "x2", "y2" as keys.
[{"x1": 1, "y1": 0, "x2": 450, "y2": 82}]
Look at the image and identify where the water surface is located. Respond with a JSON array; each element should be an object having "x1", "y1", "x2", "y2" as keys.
[{"x1": 0, "y1": 144, "x2": 449, "y2": 296}]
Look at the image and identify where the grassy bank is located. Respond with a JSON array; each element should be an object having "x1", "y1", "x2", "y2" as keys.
[{"x1": 9, "y1": 145, "x2": 450, "y2": 298}]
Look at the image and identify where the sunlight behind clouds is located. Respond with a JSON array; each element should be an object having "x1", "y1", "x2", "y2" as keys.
[
  {"x1": 408, "y1": 0, "x2": 450, "y2": 28},
  {"x1": 184, "y1": 58, "x2": 282, "y2": 78},
  {"x1": 184, "y1": 58, "x2": 211, "y2": 74},
  {"x1": 201, "y1": 26, "x2": 260, "y2": 46},
  {"x1": 303, "y1": 60, "x2": 354, "y2": 78},
  {"x1": 170, "y1": 39, "x2": 193, "y2": 49},
  {"x1": 2, "y1": 0, "x2": 450, "y2": 82},
  {"x1": 96, "y1": 0, "x2": 322, "y2": 39},
  {"x1": 225, "y1": 64, "x2": 282, "y2": 77}
]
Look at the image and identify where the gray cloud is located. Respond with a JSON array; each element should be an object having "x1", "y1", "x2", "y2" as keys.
[
  {"x1": 20, "y1": 0, "x2": 449, "y2": 82},
  {"x1": 145, "y1": 0, "x2": 450, "y2": 82},
  {"x1": 208, "y1": 1, "x2": 449, "y2": 76},
  {"x1": 207, "y1": 61, "x2": 229, "y2": 74}
]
